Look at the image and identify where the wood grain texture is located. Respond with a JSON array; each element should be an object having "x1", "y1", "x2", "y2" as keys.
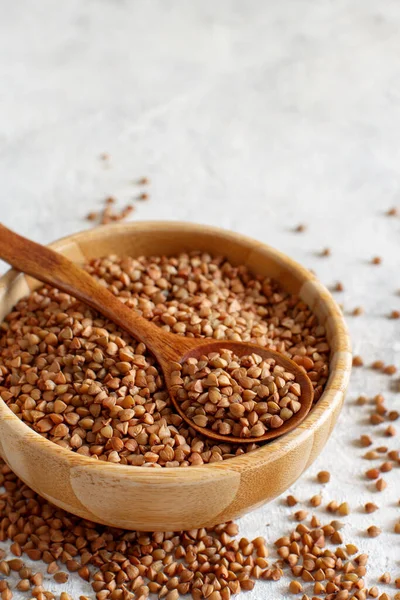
[{"x1": 0, "y1": 222, "x2": 352, "y2": 531}]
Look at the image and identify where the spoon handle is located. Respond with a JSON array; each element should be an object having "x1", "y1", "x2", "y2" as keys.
[{"x1": 0, "y1": 223, "x2": 166, "y2": 352}]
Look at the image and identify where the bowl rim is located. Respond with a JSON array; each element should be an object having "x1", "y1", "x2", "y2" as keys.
[{"x1": 0, "y1": 221, "x2": 352, "y2": 476}]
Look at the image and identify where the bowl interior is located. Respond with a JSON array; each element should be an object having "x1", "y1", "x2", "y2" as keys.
[{"x1": 0, "y1": 221, "x2": 351, "y2": 468}]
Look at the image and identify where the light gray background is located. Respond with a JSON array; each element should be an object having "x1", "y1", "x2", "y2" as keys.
[{"x1": 1, "y1": 1, "x2": 400, "y2": 598}]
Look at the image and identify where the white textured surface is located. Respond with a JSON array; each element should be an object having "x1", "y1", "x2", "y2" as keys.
[{"x1": 1, "y1": 1, "x2": 400, "y2": 598}]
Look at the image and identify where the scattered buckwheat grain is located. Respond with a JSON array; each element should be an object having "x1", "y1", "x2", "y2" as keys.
[
  {"x1": 371, "y1": 360, "x2": 385, "y2": 370},
  {"x1": 386, "y1": 207, "x2": 398, "y2": 216},
  {"x1": 375, "y1": 478, "x2": 387, "y2": 492},
  {"x1": 364, "y1": 502, "x2": 379, "y2": 513},
  {"x1": 286, "y1": 495, "x2": 298, "y2": 507},
  {"x1": 367, "y1": 526, "x2": 381, "y2": 537},
  {"x1": 317, "y1": 471, "x2": 331, "y2": 484},
  {"x1": 360, "y1": 434, "x2": 372, "y2": 447},
  {"x1": 310, "y1": 494, "x2": 322, "y2": 507}
]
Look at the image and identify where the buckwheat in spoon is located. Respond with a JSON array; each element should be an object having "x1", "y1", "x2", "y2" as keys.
[{"x1": 0, "y1": 224, "x2": 314, "y2": 443}]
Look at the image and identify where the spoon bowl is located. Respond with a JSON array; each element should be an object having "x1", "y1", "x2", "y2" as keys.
[{"x1": 163, "y1": 340, "x2": 314, "y2": 443}]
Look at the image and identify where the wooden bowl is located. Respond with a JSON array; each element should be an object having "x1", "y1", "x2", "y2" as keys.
[{"x1": 0, "y1": 222, "x2": 352, "y2": 531}]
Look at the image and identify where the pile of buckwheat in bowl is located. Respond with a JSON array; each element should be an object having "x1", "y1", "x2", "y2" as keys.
[{"x1": 0, "y1": 252, "x2": 330, "y2": 467}]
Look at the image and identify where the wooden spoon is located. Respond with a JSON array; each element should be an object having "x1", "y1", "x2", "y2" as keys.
[{"x1": 0, "y1": 224, "x2": 314, "y2": 444}]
